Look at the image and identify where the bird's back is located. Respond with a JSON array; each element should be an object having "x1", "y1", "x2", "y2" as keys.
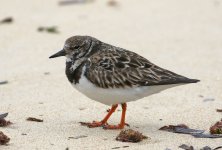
[{"x1": 85, "y1": 43, "x2": 199, "y2": 89}]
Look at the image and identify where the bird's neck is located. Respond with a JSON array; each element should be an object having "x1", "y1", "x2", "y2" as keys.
[
  {"x1": 66, "y1": 57, "x2": 86, "y2": 72},
  {"x1": 65, "y1": 57, "x2": 86, "y2": 84}
]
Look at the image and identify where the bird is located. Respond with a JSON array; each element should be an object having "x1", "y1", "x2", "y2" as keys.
[{"x1": 49, "y1": 35, "x2": 199, "y2": 129}]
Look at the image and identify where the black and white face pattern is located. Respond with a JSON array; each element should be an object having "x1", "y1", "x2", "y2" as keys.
[{"x1": 63, "y1": 36, "x2": 93, "y2": 61}]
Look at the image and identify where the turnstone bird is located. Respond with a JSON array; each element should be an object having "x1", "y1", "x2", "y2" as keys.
[{"x1": 49, "y1": 36, "x2": 199, "y2": 129}]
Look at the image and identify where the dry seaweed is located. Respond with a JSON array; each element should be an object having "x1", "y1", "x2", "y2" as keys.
[
  {"x1": 214, "y1": 146, "x2": 222, "y2": 150},
  {"x1": 112, "y1": 147, "x2": 120, "y2": 149},
  {"x1": 0, "y1": 81, "x2": 8, "y2": 85},
  {"x1": 44, "y1": 72, "x2": 50, "y2": 75},
  {"x1": 0, "y1": 119, "x2": 12, "y2": 127},
  {"x1": 159, "y1": 124, "x2": 222, "y2": 138},
  {"x1": 0, "y1": 113, "x2": 12, "y2": 127},
  {"x1": 210, "y1": 120, "x2": 222, "y2": 134},
  {"x1": 159, "y1": 124, "x2": 204, "y2": 134},
  {"x1": 203, "y1": 98, "x2": 215, "y2": 102},
  {"x1": 26, "y1": 117, "x2": 43, "y2": 122},
  {"x1": 0, "y1": 113, "x2": 8, "y2": 120},
  {"x1": 200, "y1": 146, "x2": 212, "y2": 150},
  {"x1": 0, "y1": 131, "x2": 10, "y2": 145},
  {"x1": 116, "y1": 129, "x2": 148, "y2": 143},
  {"x1": 0, "y1": 17, "x2": 13, "y2": 24},
  {"x1": 216, "y1": 109, "x2": 222, "y2": 112},
  {"x1": 179, "y1": 145, "x2": 222, "y2": 150},
  {"x1": 112, "y1": 146, "x2": 129, "y2": 149},
  {"x1": 159, "y1": 124, "x2": 189, "y2": 131},
  {"x1": 38, "y1": 26, "x2": 59, "y2": 34},
  {"x1": 192, "y1": 133, "x2": 222, "y2": 138},
  {"x1": 68, "y1": 135, "x2": 87, "y2": 139},
  {"x1": 179, "y1": 144, "x2": 194, "y2": 150}
]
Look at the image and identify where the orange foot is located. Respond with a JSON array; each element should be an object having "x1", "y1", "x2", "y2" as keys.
[{"x1": 79, "y1": 121, "x2": 106, "y2": 128}]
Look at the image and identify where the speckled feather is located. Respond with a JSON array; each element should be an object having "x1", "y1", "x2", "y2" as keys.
[
  {"x1": 85, "y1": 45, "x2": 198, "y2": 89},
  {"x1": 64, "y1": 36, "x2": 199, "y2": 89}
]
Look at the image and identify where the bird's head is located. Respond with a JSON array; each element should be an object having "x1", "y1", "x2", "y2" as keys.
[{"x1": 49, "y1": 36, "x2": 94, "y2": 61}]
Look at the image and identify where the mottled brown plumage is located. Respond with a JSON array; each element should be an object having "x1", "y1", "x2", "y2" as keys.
[
  {"x1": 85, "y1": 46, "x2": 198, "y2": 89},
  {"x1": 51, "y1": 35, "x2": 199, "y2": 89}
]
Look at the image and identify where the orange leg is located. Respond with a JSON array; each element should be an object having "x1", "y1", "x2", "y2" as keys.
[
  {"x1": 80, "y1": 104, "x2": 118, "y2": 128},
  {"x1": 103, "y1": 103, "x2": 127, "y2": 130}
]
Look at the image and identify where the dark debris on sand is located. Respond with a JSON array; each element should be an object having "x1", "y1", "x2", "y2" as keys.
[
  {"x1": 26, "y1": 117, "x2": 43, "y2": 122},
  {"x1": 179, "y1": 145, "x2": 222, "y2": 150},
  {"x1": 160, "y1": 124, "x2": 222, "y2": 138},
  {"x1": 192, "y1": 133, "x2": 222, "y2": 138},
  {"x1": 44, "y1": 72, "x2": 50, "y2": 75},
  {"x1": 0, "y1": 131, "x2": 10, "y2": 145},
  {"x1": 210, "y1": 119, "x2": 222, "y2": 134},
  {"x1": 0, "y1": 17, "x2": 13, "y2": 24},
  {"x1": 111, "y1": 146, "x2": 129, "y2": 149},
  {"x1": 203, "y1": 98, "x2": 215, "y2": 102},
  {"x1": 159, "y1": 124, "x2": 204, "y2": 135},
  {"x1": 0, "y1": 80, "x2": 8, "y2": 85},
  {"x1": 0, "y1": 113, "x2": 12, "y2": 127},
  {"x1": 216, "y1": 109, "x2": 222, "y2": 112},
  {"x1": 179, "y1": 144, "x2": 194, "y2": 150},
  {"x1": 68, "y1": 135, "x2": 87, "y2": 140},
  {"x1": 0, "y1": 119, "x2": 12, "y2": 127},
  {"x1": 214, "y1": 146, "x2": 222, "y2": 150},
  {"x1": 38, "y1": 26, "x2": 59, "y2": 34},
  {"x1": 116, "y1": 129, "x2": 148, "y2": 143},
  {"x1": 160, "y1": 124, "x2": 189, "y2": 131},
  {"x1": 200, "y1": 146, "x2": 213, "y2": 150}
]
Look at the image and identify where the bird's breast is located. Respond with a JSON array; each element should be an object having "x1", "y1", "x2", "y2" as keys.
[
  {"x1": 65, "y1": 61, "x2": 85, "y2": 84},
  {"x1": 71, "y1": 67, "x2": 181, "y2": 105}
]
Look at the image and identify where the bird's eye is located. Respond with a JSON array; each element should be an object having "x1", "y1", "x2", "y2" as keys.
[{"x1": 73, "y1": 45, "x2": 80, "y2": 49}]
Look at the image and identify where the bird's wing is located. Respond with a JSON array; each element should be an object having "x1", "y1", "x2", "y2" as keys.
[{"x1": 85, "y1": 47, "x2": 198, "y2": 88}]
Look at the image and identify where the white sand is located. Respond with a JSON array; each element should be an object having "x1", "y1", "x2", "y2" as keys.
[{"x1": 0, "y1": 0, "x2": 222, "y2": 149}]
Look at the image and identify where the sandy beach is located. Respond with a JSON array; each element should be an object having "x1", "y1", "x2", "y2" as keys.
[{"x1": 0, "y1": 0, "x2": 222, "y2": 149}]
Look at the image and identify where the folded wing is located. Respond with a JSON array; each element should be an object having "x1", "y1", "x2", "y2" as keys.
[{"x1": 85, "y1": 47, "x2": 199, "y2": 89}]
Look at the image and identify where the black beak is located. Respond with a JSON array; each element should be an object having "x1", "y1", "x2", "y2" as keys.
[{"x1": 49, "y1": 49, "x2": 66, "y2": 58}]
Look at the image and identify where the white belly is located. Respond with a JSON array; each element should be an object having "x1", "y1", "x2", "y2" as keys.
[{"x1": 72, "y1": 74, "x2": 183, "y2": 106}]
